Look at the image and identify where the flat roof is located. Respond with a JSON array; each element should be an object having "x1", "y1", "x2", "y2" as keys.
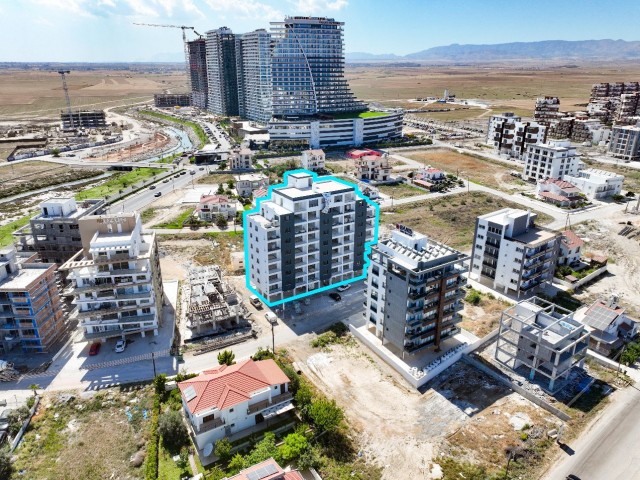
[
  {"x1": 509, "y1": 227, "x2": 558, "y2": 245},
  {"x1": 0, "y1": 266, "x2": 50, "y2": 291}
]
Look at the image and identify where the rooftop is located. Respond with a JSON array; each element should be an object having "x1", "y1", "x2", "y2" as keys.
[
  {"x1": 561, "y1": 230, "x2": 585, "y2": 250},
  {"x1": 0, "y1": 264, "x2": 52, "y2": 291},
  {"x1": 540, "y1": 178, "x2": 581, "y2": 192},
  {"x1": 226, "y1": 458, "x2": 303, "y2": 480},
  {"x1": 178, "y1": 359, "x2": 290, "y2": 414}
]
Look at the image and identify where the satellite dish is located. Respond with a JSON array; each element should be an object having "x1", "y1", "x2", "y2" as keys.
[{"x1": 203, "y1": 442, "x2": 213, "y2": 457}]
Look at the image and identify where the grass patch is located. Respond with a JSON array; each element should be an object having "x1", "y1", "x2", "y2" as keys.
[
  {"x1": 311, "y1": 322, "x2": 352, "y2": 349},
  {"x1": 153, "y1": 207, "x2": 194, "y2": 229},
  {"x1": 141, "y1": 207, "x2": 158, "y2": 223},
  {"x1": 196, "y1": 173, "x2": 236, "y2": 185},
  {"x1": 139, "y1": 110, "x2": 208, "y2": 148},
  {"x1": 384, "y1": 191, "x2": 553, "y2": 251},
  {"x1": 158, "y1": 440, "x2": 191, "y2": 480},
  {"x1": 75, "y1": 167, "x2": 164, "y2": 200},
  {"x1": 330, "y1": 111, "x2": 389, "y2": 119},
  {"x1": 156, "y1": 152, "x2": 182, "y2": 164},
  {"x1": 0, "y1": 211, "x2": 35, "y2": 247},
  {"x1": 378, "y1": 183, "x2": 425, "y2": 199}
]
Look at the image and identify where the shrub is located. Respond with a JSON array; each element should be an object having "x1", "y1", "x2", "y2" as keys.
[
  {"x1": 0, "y1": 450, "x2": 12, "y2": 480},
  {"x1": 154, "y1": 374, "x2": 167, "y2": 395},
  {"x1": 217, "y1": 349, "x2": 236, "y2": 366},
  {"x1": 464, "y1": 289, "x2": 482, "y2": 306},
  {"x1": 145, "y1": 396, "x2": 161, "y2": 480},
  {"x1": 308, "y1": 399, "x2": 344, "y2": 433},
  {"x1": 26, "y1": 397, "x2": 35, "y2": 409},
  {"x1": 279, "y1": 432, "x2": 309, "y2": 462},
  {"x1": 245, "y1": 432, "x2": 281, "y2": 466},
  {"x1": 214, "y1": 438, "x2": 233, "y2": 463},
  {"x1": 252, "y1": 347, "x2": 275, "y2": 361},
  {"x1": 294, "y1": 382, "x2": 314, "y2": 416},
  {"x1": 158, "y1": 410, "x2": 190, "y2": 452},
  {"x1": 227, "y1": 453, "x2": 246, "y2": 475},
  {"x1": 174, "y1": 372, "x2": 198, "y2": 382},
  {"x1": 7, "y1": 406, "x2": 30, "y2": 436},
  {"x1": 215, "y1": 214, "x2": 228, "y2": 229}
]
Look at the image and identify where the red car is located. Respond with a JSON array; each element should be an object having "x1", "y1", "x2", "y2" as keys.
[{"x1": 88, "y1": 343, "x2": 101, "y2": 356}]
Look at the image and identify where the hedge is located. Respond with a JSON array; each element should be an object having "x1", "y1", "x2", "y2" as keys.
[{"x1": 145, "y1": 395, "x2": 161, "y2": 479}]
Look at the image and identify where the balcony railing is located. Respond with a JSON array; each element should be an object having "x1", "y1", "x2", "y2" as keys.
[
  {"x1": 196, "y1": 416, "x2": 225, "y2": 433},
  {"x1": 247, "y1": 391, "x2": 293, "y2": 415}
]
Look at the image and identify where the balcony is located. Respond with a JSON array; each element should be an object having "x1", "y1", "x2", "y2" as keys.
[
  {"x1": 196, "y1": 416, "x2": 225, "y2": 434},
  {"x1": 92, "y1": 253, "x2": 131, "y2": 264},
  {"x1": 247, "y1": 391, "x2": 293, "y2": 414}
]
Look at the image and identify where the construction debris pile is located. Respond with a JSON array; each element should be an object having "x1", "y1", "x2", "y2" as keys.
[{"x1": 185, "y1": 266, "x2": 247, "y2": 335}]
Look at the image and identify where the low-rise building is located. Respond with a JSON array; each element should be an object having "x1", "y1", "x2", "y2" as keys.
[
  {"x1": 300, "y1": 149, "x2": 326, "y2": 171},
  {"x1": 13, "y1": 198, "x2": 105, "y2": 265},
  {"x1": 354, "y1": 154, "x2": 391, "y2": 182},
  {"x1": 197, "y1": 195, "x2": 237, "y2": 221},
  {"x1": 61, "y1": 213, "x2": 164, "y2": 342},
  {"x1": 153, "y1": 93, "x2": 191, "y2": 108},
  {"x1": 0, "y1": 247, "x2": 66, "y2": 354},
  {"x1": 558, "y1": 230, "x2": 584, "y2": 266},
  {"x1": 365, "y1": 227, "x2": 468, "y2": 355},
  {"x1": 608, "y1": 124, "x2": 640, "y2": 162},
  {"x1": 193, "y1": 145, "x2": 230, "y2": 165},
  {"x1": 178, "y1": 358, "x2": 294, "y2": 463},
  {"x1": 416, "y1": 167, "x2": 446, "y2": 183},
  {"x1": 469, "y1": 209, "x2": 560, "y2": 297},
  {"x1": 574, "y1": 296, "x2": 638, "y2": 356},
  {"x1": 495, "y1": 296, "x2": 590, "y2": 392},
  {"x1": 563, "y1": 168, "x2": 624, "y2": 200},
  {"x1": 487, "y1": 113, "x2": 547, "y2": 159},
  {"x1": 229, "y1": 148, "x2": 254, "y2": 170},
  {"x1": 235, "y1": 173, "x2": 268, "y2": 197},
  {"x1": 536, "y1": 178, "x2": 584, "y2": 208},
  {"x1": 522, "y1": 141, "x2": 584, "y2": 182},
  {"x1": 346, "y1": 148, "x2": 381, "y2": 159},
  {"x1": 224, "y1": 458, "x2": 303, "y2": 480},
  {"x1": 60, "y1": 109, "x2": 107, "y2": 130}
]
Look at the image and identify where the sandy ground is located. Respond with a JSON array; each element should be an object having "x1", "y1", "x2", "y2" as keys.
[{"x1": 287, "y1": 339, "x2": 553, "y2": 479}]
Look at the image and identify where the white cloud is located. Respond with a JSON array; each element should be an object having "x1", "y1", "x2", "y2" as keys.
[
  {"x1": 291, "y1": 0, "x2": 348, "y2": 13},
  {"x1": 33, "y1": 16, "x2": 55, "y2": 26},
  {"x1": 204, "y1": 0, "x2": 283, "y2": 21},
  {"x1": 31, "y1": 0, "x2": 96, "y2": 17}
]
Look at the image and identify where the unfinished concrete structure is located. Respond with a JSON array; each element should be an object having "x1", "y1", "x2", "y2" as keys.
[
  {"x1": 187, "y1": 38, "x2": 209, "y2": 109},
  {"x1": 495, "y1": 297, "x2": 590, "y2": 392},
  {"x1": 60, "y1": 110, "x2": 106, "y2": 130},
  {"x1": 185, "y1": 266, "x2": 246, "y2": 335},
  {"x1": 154, "y1": 94, "x2": 191, "y2": 108},
  {"x1": 13, "y1": 198, "x2": 105, "y2": 265}
]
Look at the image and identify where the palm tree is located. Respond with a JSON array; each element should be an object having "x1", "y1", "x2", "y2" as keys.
[
  {"x1": 29, "y1": 383, "x2": 39, "y2": 397},
  {"x1": 217, "y1": 350, "x2": 236, "y2": 366}
]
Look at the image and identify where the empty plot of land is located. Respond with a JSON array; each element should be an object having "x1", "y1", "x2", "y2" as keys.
[
  {"x1": 383, "y1": 191, "x2": 552, "y2": 251},
  {"x1": 0, "y1": 160, "x2": 102, "y2": 199},
  {"x1": 377, "y1": 183, "x2": 425, "y2": 199},
  {"x1": 412, "y1": 106, "x2": 486, "y2": 121}
]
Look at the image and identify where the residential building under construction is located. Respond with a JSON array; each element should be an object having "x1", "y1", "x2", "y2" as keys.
[
  {"x1": 187, "y1": 38, "x2": 209, "y2": 109},
  {"x1": 60, "y1": 110, "x2": 106, "y2": 130},
  {"x1": 185, "y1": 265, "x2": 247, "y2": 335}
]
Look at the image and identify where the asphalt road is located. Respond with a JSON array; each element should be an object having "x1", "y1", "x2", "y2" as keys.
[{"x1": 545, "y1": 381, "x2": 640, "y2": 480}]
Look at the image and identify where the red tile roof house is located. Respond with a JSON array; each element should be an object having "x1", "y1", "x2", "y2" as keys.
[
  {"x1": 223, "y1": 457, "x2": 304, "y2": 480},
  {"x1": 558, "y1": 230, "x2": 585, "y2": 266},
  {"x1": 178, "y1": 359, "x2": 294, "y2": 465},
  {"x1": 197, "y1": 195, "x2": 238, "y2": 221},
  {"x1": 535, "y1": 178, "x2": 584, "y2": 208}
]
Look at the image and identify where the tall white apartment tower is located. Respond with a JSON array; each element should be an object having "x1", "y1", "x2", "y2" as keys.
[
  {"x1": 237, "y1": 29, "x2": 272, "y2": 124},
  {"x1": 469, "y1": 209, "x2": 560, "y2": 298},
  {"x1": 246, "y1": 172, "x2": 376, "y2": 305},
  {"x1": 61, "y1": 213, "x2": 164, "y2": 342},
  {"x1": 206, "y1": 27, "x2": 240, "y2": 116}
]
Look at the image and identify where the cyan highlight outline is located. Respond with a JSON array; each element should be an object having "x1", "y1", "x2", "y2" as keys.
[{"x1": 243, "y1": 169, "x2": 380, "y2": 308}]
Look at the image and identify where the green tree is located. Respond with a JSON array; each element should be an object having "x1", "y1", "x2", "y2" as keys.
[
  {"x1": 51, "y1": 148, "x2": 60, "y2": 158},
  {"x1": 157, "y1": 410, "x2": 189, "y2": 452},
  {"x1": 219, "y1": 161, "x2": 228, "y2": 170},
  {"x1": 251, "y1": 347, "x2": 275, "y2": 361},
  {"x1": 216, "y1": 184, "x2": 225, "y2": 195},
  {"x1": 294, "y1": 382, "x2": 314, "y2": 416},
  {"x1": 227, "y1": 180, "x2": 235, "y2": 189},
  {"x1": 214, "y1": 438, "x2": 233, "y2": 463},
  {"x1": 296, "y1": 444, "x2": 322, "y2": 471},
  {"x1": 0, "y1": 450, "x2": 13, "y2": 480},
  {"x1": 217, "y1": 349, "x2": 236, "y2": 366},
  {"x1": 464, "y1": 289, "x2": 481, "y2": 306},
  {"x1": 153, "y1": 374, "x2": 167, "y2": 395},
  {"x1": 308, "y1": 399, "x2": 344, "y2": 433},
  {"x1": 29, "y1": 383, "x2": 39, "y2": 397},
  {"x1": 279, "y1": 432, "x2": 309, "y2": 462},
  {"x1": 215, "y1": 214, "x2": 228, "y2": 229},
  {"x1": 244, "y1": 432, "x2": 280, "y2": 466},
  {"x1": 227, "y1": 453, "x2": 246, "y2": 475}
]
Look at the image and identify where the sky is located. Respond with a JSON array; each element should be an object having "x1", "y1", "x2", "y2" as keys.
[{"x1": 0, "y1": 0, "x2": 639, "y2": 62}]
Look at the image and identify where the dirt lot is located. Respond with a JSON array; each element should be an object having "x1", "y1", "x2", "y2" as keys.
[
  {"x1": 0, "y1": 160, "x2": 103, "y2": 199},
  {"x1": 461, "y1": 291, "x2": 512, "y2": 338},
  {"x1": 378, "y1": 183, "x2": 425, "y2": 199},
  {"x1": 383, "y1": 191, "x2": 553, "y2": 251},
  {"x1": 401, "y1": 148, "x2": 531, "y2": 193},
  {"x1": 0, "y1": 69, "x2": 186, "y2": 119},
  {"x1": 287, "y1": 339, "x2": 555, "y2": 480},
  {"x1": 346, "y1": 65, "x2": 640, "y2": 109},
  {"x1": 13, "y1": 387, "x2": 154, "y2": 480}
]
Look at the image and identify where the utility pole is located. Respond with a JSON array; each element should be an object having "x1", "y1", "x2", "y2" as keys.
[
  {"x1": 271, "y1": 321, "x2": 275, "y2": 353},
  {"x1": 151, "y1": 351, "x2": 157, "y2": 378},
  {"x1": 56, "y1": 70, "x2": 74, "y2": 129}
]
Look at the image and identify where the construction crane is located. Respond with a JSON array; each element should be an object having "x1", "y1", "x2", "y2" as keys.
[
  {"x1": 56, "y1": 70, "x2": 74, "y2": 129},
  {"x1": 133, "y1": 23, "x2": 203, "y2": 101}
]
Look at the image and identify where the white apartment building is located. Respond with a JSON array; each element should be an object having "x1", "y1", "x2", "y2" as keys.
[
  {"x1": 365, "y1": 228, "x2": 468, "y2": 355},
  {"x1": 487, "y1": 113, "x2": 547, "y2": 159},
  {"x1": 563, "y1": 168, "x2": 624, "y2": 199},
  {"x1": 608, "y1": 124, "x2": 640, "y2": 162},
  {"x1": 178, "y1": 359, "x2": 293, "y2": 465},
  {"x1": 300, "y1": 149, "x2": 326, "y2": 171},
  {"x1": 246, "y1": 172, "x2": 376, "y2": 304},
  {"x1": 234, "y1": 173, "x2": 268, "y2": 197},
  {"x1": 236, "y1": 29, "x2": 272, "y2": 124},
  {"x1": 522, "y1": 141, "x2": 584, "y2": 182},
  {"x1": 470, "y1": 209, "x2": 560, "y2": 297},
  {"x1": 61, "y1": 213, "x2": 164, "y2": 341},
  {"x1": 354, "y1": 154, "x2": 391, "y2": 182},
  {"x1": 229, "y1": 148, "x2": 254, "y2": 170}
]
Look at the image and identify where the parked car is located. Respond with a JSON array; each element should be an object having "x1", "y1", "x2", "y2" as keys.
[
  {"x1": 180, "y1": 171, "x2": 187, "y2": 175},
  {"x1": 329, "y1": 293, "x2": 342, "y2": 302},
  {"x1": 154, "y1": 192, "x2": 162, "y2": 197},
  {"x1": 249, "y1": 295, "x2": 263, "y2": 309},
  {"x1": 337, "y1": 284, "x2": 351, "y2": 292},
  {"x1": 115, "y1": 339, "x2": 127, "y2": 353},
  {"x1": 88, "y1": 342, "x2": 101, "y2": 356},
  {"x1": 163, "y1": 179, "x2": 169, "y2": 183},
  {"x1": 149, "y1": 185, "x2": 156, "y2": 190},
  {"x1": 265, "y1": 312, "x2": 277, "y2": 325}
]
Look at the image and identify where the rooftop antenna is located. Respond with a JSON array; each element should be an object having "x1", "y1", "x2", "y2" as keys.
[{"x1": 56, "y1": 70, "x2": 74, "y2": 129}]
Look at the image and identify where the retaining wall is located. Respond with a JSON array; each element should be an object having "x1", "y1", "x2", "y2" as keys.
[{"x1": 554, "y1": 265, "x2": 608, "y2": 289}]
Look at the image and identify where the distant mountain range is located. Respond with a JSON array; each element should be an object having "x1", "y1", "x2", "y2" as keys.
[{"x1": 346, "y1": 39, "x2": 640, "y2": 62}]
